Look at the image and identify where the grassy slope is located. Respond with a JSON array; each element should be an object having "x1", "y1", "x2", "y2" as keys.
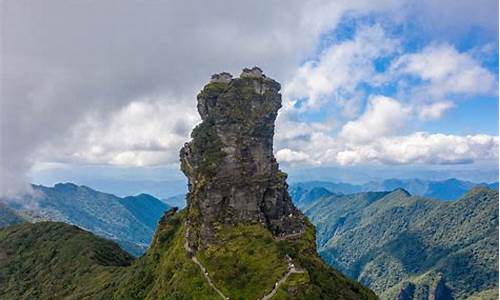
[
  {"x1": 0, "y1": 222, "x2": 133, "y2": 299},
  {"x1": 110, "y1": 210, "x2": 220, "y2": 300},
  {"x1": 115, "y1": 210, "x2": 377, "y2": 300},
  {"x1": 0, "y1": 209, "x2": 378, "y2": 300},
  {"x1": 197, "y1": 224, "x2": 289, "y2": 300},
  {"x1": 275, "y1": 222, "x2": 377, "y2": 300}
]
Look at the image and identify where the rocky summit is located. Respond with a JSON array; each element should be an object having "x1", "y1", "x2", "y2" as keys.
[{"x1": 181, "y1": 67, "x2": 304, "y2": 248}]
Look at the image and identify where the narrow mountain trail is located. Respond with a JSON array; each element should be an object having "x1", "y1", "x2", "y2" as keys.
[
  {"x1": 184, "y1": 225, "x2": 306, "y2": 300},
  {"x1": 274, "y1": 230, "x2": 305, "y2": 241},
  {"x1": 184, "y1": 227, "x2": 229, "y2": 300},
  {"x1": 260, "y1": 256, "x2": 305, "y2": 300}
]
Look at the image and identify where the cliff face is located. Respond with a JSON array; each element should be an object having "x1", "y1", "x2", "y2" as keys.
[{"x1": 180, "y1": 67, "x2": 304, "y2": 247}]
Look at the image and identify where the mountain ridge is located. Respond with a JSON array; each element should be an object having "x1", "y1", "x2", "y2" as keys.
[
  {"x1": 303, "y1": 186, "x2": 498, "y2": 299},
  {"x1": 290, "y1": 178, "x2": 498, "y2": 206},
  {"x1": 1, "y1": 182, "x2": 170, "y2": 256}
]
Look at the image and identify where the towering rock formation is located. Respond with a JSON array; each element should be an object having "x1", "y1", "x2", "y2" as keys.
[
  {"x1": 181, "y1": 67, "x2": 304, "y2": 248},
  {"x1": 0, "y1": 67, "x2": 378, "y2": 300}
]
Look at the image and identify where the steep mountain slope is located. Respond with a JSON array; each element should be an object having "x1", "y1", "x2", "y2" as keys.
[
  {"x1": 303, "y1": 187, "x2": 499, "y2": 299},
  {"x1": 0, "y1": 222, "x2": 134, "y2": 299},
  {"x1": 289, "y1": 187, "x2": 334, "y2": 209},
  {"x1": 290, "y1": 178, "x2": 497, "y2": 202},
  {"x1": 5, "y1": 183, "x2": 169, "y2": 255},
  {"x1": 119, "y1": 193, "x2": 170, "y2": 229}
]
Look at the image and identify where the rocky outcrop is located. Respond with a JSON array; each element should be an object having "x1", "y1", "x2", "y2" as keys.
[{"x1": 180, "y1": 67, "x2": 304, "y2": 248}]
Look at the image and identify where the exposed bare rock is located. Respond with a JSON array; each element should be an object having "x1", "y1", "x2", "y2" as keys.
[{"x1": 180, "y1": 67, "x2": 304, "y2": 248}]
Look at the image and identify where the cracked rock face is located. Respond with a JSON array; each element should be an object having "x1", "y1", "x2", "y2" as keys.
[{"x1": 180, "y1": 67, "x2": 304, "y2": 246}]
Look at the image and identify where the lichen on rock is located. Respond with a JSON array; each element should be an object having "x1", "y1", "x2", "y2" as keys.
[{"x1": 180, "y1": 67, "x2": 304, "y2": 248}]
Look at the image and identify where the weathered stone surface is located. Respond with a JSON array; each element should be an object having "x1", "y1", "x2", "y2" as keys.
[{"x1": 180, "y1": 67, "x2": 304, "y2": 248}]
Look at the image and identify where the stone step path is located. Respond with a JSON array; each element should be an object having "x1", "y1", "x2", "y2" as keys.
[
  {"x1": 274, "y1": 230, "x2": 305, "y2": 241},
  {"x1": 184, "y1": 228, "x2": 229, "y2": 300},
  {"x1": 184, "y1": 226, "x2": 306, "y2": 300},
  {"x1": 260, "y1": 256, "x2": 305, "y2": 300}
]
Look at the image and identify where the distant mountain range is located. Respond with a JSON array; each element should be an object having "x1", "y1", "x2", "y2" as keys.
[
  {"x1": 58, "y1": 178, "x2": 187, "y2": 199},
  {"x1": 1, "y1": 183, "x2": 170, "y2": 255},
  {"x1": 290, "y1": 178, "x2": 498, "y2": 206},
  {"x1": 301, "y1": 187, "x2": 498, "y2": 299},
  {"x1": 163, "y1": 193, "x2": 187, "y2": 208},
  {"x1": 1, "y1": 178, "x2": 497, "y2": 299}
]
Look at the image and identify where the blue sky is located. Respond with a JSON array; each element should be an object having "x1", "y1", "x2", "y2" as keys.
[
  {"x1": 2, "y1": 0, "x2": 498, "y2": 197},
  {"x1": 331, "y1": 13, "x2": 499, "y2": 137}
]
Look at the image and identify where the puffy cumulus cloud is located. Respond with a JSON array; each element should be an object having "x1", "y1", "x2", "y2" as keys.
[
  {"x1": 390, "y1": 44, "x2": 497, "y2": 98},
  {"x1": 35, "y1": 99, "x2": 199, "y2": 167},
  {"x1": 275, "y1": 95, "x2": 498, "y2": 168},
  {"x1": 275, "y1": 129, "x2": 499, "y2": 167},
  {"x1": 336, "y1": 133, "x2": 499, "y2": 165},
  {"x1": 339, "y1": 96, "x2": 411, "y2": 143},
  {"x1": 275, "y1": 149, "x2": 318, "y2": 166},
  {"x1": 283, "y1": 25, "x2": 399, "y2": 110}
]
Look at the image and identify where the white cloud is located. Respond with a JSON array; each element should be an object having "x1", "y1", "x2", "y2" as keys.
[
  {"x1": 283, "y1": 25, "x2": 399, "y2": 110},
  {"x1": 339, "y1": 96, "x2": 411, "y2": 143},
  {"x1": 276, "y1": 130, "x2": 499, "y2": 167},
  {"x1": 390, "y1": 44, "x2": 497, "y2": 98},
  {"x1": 276, "y1": 95, "x2": 498, "y2": 167},
  {"x1": 336, "y1": 132, "x2": 499, "y2": 165},
  {"x1": 417, "y1": 101, "x2": 454, "y2": 120},
  {"x1": 35, "y1": 99, "x2": 199, "y2": 167},
  {"x1": 275, "y1": 149, "x2": 318, "y2": 165}
]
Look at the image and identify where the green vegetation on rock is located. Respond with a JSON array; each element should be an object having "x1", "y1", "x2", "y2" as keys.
[
  {"x1": 197, "y1": 224, "x2": 288, "y2": 300},
  {"x1": 110, "y1": 210, "x2": 221, "y2": 300}
]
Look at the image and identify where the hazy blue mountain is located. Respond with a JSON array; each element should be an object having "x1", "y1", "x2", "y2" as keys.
[
  {"x1": 289, "y1": 181, "x2": 360, "y2": 197},
  {"x1": 364, "y1": 178, "x2": 476, "y2": 200},
  {"x1": 303, "y1": 187, "x2": 499, "y2": 299},
  {"x1": 289, "y1": 186, "x2": 334, "y2": 209},
  {"x1": 488, "y1": 182, "x2": 499, "y2": 190},
  {"x1": 120, "y1": 193, "x2": 170, "y2": 229},
  {"x1": 289, "y1": 178, "x2": 497, "y2": 203},
  {"x1": 0, "y1": 203, "x2": 25, "y2": 228},
  {"x1": 163, "y1": 193, "x2": 186, "y2": 208},
  {"x1": 3, "y1": 183, "x2": 169, "y2": 256},
  {"x1": 70, "y1": 178, "x2": 187, "y2": 199},
  {"x1": 285, "y1": 166, "x2": 499, "y2": 187}
]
